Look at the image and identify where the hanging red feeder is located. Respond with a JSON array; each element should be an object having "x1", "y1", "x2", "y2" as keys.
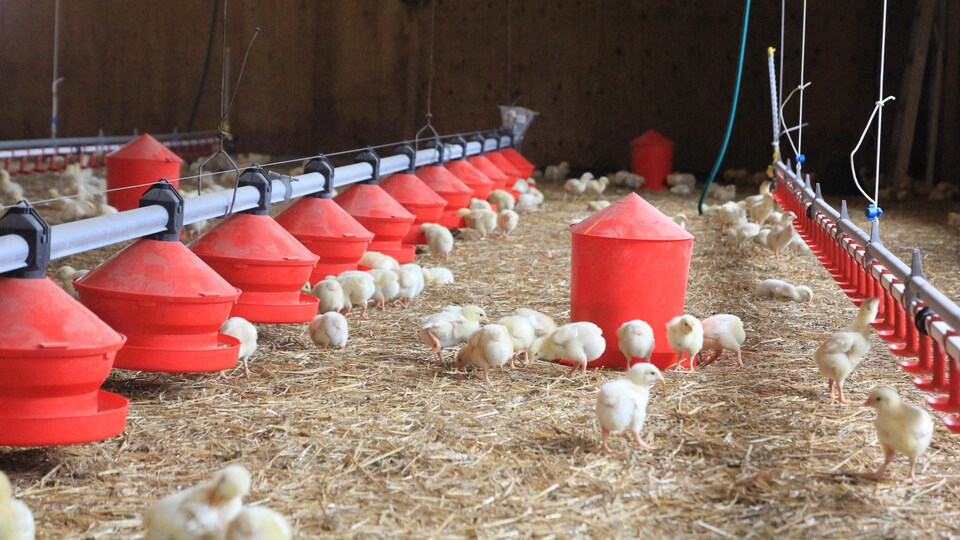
[
  {"x1": 442, "y1": 135, "x2": 494, "y2": 203},
  {"x1": 76, "y1": 183, "x2": 241, "y2": 373},
  {"x1": 335, "y1": 149, "x2": 416, "y2": 262},
  {"x1": 499, "y1": 146, "x2": 536, "y2": 178},
  {"x1": 380, "y1": 170, "x2": 447, "y2": 245},
  {"x1": 105, "y1": 134, "x2": 183, "y2": 211},
  {"x1": 189, "y1": 168, "x2": 319, "y2": 323},
  {"x1": 416, "y1": 164, "x2": 472, "y2": 229},
  {"x1": 0, "y1": 204, "x2": 128, "y2": 446},
  {"x1": 630, "y1": 130, "x2": 673, "y2": 191},
  {"x1": 570, "y1": 193, "x2": 694, "y2": 370},
  {"x1": 467, "y1": 154, "x2": 512, "y2": 192}
]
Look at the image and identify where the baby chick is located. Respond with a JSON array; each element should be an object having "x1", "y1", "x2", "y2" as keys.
[
  {"x1": 55, "y1": 265, "x2": 89, "y2": 299},
  {"x1": 617, "y1": 320, "x2": 655, "y2": 370},
  {"x1": 219, "y1": 317, "x2": 258, "y2": 377},
  {"x1": 457, "y1": 208, "x2": 498, "y2": 239},
  {"x1": 767, "y1": 211, "x2": 797, "y2": 259},
  {"x1": 488, "y1": 189, "x2": 515, "y2": 211},
  {"x1": 666, "y1": 314, "x2": 704, "y2": 371},
  {"x1": 529, "y1": 321, "x2": 606, "y2": 377},
  {"x1": 497, "y1": 209, "x2": 519, "y2": 239},
  {"x1": 863, "y1": 387, "x2": 934, "y2": 483},
  {"x1": 666, "y1": 172, "x2": 696, "y2": 188},
  {"x1": 309, "y1": 312, "x2": 349, "y2": 349},
  {"x1": 513, "y1": 308, "x2": 557, "y2": 338},
  {"x1": 422, "y1": 266, "x2": 454, "y2": 285},
  {"x1": 455, "y1": 324, "x2": 515, "y2": 384},
  {"x1": 419, "y1": 305, "x2": 488, "y2": 364},
  {"x1": 0, "y1": 169, "x2": 24, "y2": 204},
  {"x1": 756, "y1": 279, "x2": 813, "y2": 303},
  {"x1": 367, "y1": 269, "x2": 400, "y2": 310},
  {"x1": 359, "y1": 251, "x2": 400, "y2": 271},
  {"x1": 497, "y1": 315, "x2": 538, "y2": 366},
  {"x1": 814, "y1": 298, "x2": 881, "y2": 404},
  {"x1": 563, "y1": 178, "x2": 587, "y2": 200},
  {"x1": 226, "y1": 507, "x2": 292, "y2": 540},
  {"x1": 312, "y1": 276, "x2": 345, "y2": 313},
  {"x1": 469, "y1": 197, "x2": 493, "y2": 211},
  {"x1": 596, "y1": 363, "x2": 664, "y2": 453},
  {"x1": 396, "y1": 263, "x2": 425, "y2": 307},
  {"x1": 699, "y1": 314, "x2": 746, "y2": 367},
  {"x1": 336, "y1": 271, "x2": 376, "y2": 318},
  {"x1": 584, "y1": 176, "x2": 609, "y2": 198},
  {"x1": 0, "y1": 471, "x2": 34, "y2": 540},
  {"x1": 145, "y1": 464, "x2": 251, "y2": 540},
  {"x1": 587, "y1": 200, "x2": 611, "y2": 212},
  {"x1": 419, "y1": 223, "x2": 454, "y2": 259}
]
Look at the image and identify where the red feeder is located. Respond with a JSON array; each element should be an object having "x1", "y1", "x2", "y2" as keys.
[
  {"x1": 335, "y1": 183, "x2": 416, "y2": 263},
  {"x1": 499, "y1": 147, "x2": 536, "y2": 178},
  {"x1": 0, "y1": 205, "x2": 127, "y2": 446},
  {"x1": 380, "y1": 172, "x2": 447, "y2": 245},
  {"x1": 189, "y1": 168, "x2": 319, "y2": 323},
  {"x1": 417, "y1": 164, "x2": 473, "y2": 229},
  {"x1": 105, "y1": 134, "x2": 182, "y2": 211},
  {"x1": 444, "y1": 160, "x2": 495, "y2": 201},
  {"x1": 485, "y1": 151, "x2": 526, "y2": 200},
  {"x1": 630, "y1": 130, "x2": 674, "y2": 191},
  {"x1": 467, "y1": 155, "x2": 512, "y2": 192},
  {"x1": 276, "y1": 198, "x2": 374, "y2": 283},
  {"x1": 570, "y1": 193, "x2": 694, "y2": 370},
  {"x1": 76, "y1": 183, "x2": 241, "y2": 373}
]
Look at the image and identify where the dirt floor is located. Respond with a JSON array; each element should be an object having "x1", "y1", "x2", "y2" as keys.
[{"x1": 2, "y1": 171, "x2": 960, "y2": 538}]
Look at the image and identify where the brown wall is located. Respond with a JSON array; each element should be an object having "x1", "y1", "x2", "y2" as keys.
[{"x1": 0, "y1": 0, "x2": 954, "y2": 191}]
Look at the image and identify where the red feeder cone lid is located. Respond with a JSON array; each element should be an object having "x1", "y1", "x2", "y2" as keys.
[
  {"x1": 486, "y1": 151, "x2": 524, "y2": 179},
  {"x1": 77, "y1": 239, "x2": 239, "y2": 301},
  {"x1": 445, "y1": 160, "x2": 495, "y2": 196},
  {"x1": 0, "y1": 278, "x2": 124, "y2": 357},
  {"x1": 570, "y1": 192, "x2": 693, "y2": 241},
  {"x1": 467, "y1": 155, "x2": 511, "y2": 188},
  {"x1": 105, "y1": 134, "x2": 182, "y2": 165},
  {"x1": 631, "y1": 129, "x2": 674, "y2": 149},
  {"x1": 334, "y1": 184, "x2": 416, "y2": 222},
  {"x1": 275, "y1": 197, "x2": 375, "y2": 242},
  {"x1": 499, "y1": 147, "x2": 535, "y2": 177},
  {"x1": 188, "y1": 214, "x2": 319, "y2": 266},
  {"x1": 380, "y1": 173, "x2": 448, "y2": 209},
  {"x1": 416, "y1": 165, "x2": 474, "y2": 198}
]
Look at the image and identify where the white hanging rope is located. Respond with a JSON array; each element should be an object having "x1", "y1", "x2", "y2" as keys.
[
  {"x1": 779, "y1": 0, "x2": 785, "y2": 112},
  {"x1": 779, "y1": 82, "x2": 810, "y2": 158},
  {"x1": 796, "y1": 0, "x2": 808, "y2": 174}
]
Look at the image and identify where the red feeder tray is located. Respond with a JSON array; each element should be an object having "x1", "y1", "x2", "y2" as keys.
[
  {"x1": 380, "y1": 173, "x2": 448, "y2": 245},
  {"x1": 416, "y1": 165, "x2": 473, "y2": 228},
  {"x1": 275, "y1": 197, "x2": 374, "y2": 283},
  {"x1": 335, "y1": 183, "x2": 416, "y2": 263},
  {"x1": 0, "y1": 277, "x2": 128, "y2": 446},
  {"x1": 189, "y1": 214, "x2": 320, "y2": 323},
  {"x1": 499, "y1": 147, "x2": 536, "y2": 178},
  {"x1": 445, "y1": 160, "x2": 495, "y2": 201},
  {"x1": 467, "y1": 155, "x2": 512, "y2": 192},
  {"x1": 75, "y1": 239, "x2": 241, "y2": 373}
]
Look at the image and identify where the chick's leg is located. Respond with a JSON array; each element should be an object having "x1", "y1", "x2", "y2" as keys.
[
  {"x1": 564, "y1": 362, "x2": 579, "y2": 378},
  {"x1": 482, "y1": 366, "x2": 492, "y2": 385},
  {"x1": 836, "y1": 382, "x2": 854, "y2": 405},
  {"x1": 624, "y1": 354, "x2": 632, "y2": 371},
  {"x1": 600, "y1": 428, "x2": 612, "y2": 453},
  {"x1": 242, "y1": 356, "x2": 250, "y2": 378},
  {"x1": 875, "y1": 448, "x2": 895, "y2": 479},
  {"x1": 735, "y1": 346, "x2": 743, "y2": 367},
  {"x1": 907, "y1": 456, "x2": 918, "y2": 484},
  {"x1": 827, "y1": 379, "x2": 835, "y2": 400},
  {"x1": 631, "y1": 431, "x2": 651, "y2": 449}
]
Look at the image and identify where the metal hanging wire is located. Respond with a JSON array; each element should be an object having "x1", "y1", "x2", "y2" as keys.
[{"x1": 414, "y1": 0, "x2": 440, "y2": 155}]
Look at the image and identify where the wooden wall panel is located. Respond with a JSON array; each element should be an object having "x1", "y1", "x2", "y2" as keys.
[{"x1": 0, "y1": 0, "x2": 949, "y2": 191}]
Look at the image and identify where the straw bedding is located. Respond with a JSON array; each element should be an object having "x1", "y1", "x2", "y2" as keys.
[{"x1": 2, "y1": 174, "x2": 960, "y2": 538}]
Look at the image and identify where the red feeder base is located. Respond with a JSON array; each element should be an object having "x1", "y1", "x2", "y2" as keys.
[
  {"x1": 0, "y1": 276, "x2": 128, "y2": 446},
  {"x1": 335, "y1": 184, "x2": 416, "y2": 264},
  {"x1": 75, "y1": 239, "x2": 241, "y2": 373},
  {"x1": 274, "y1": 197, "x2": 374, "y2": 283},
  {"x1": 189, "y1": 214, "x2": 320, "y2": 323}
]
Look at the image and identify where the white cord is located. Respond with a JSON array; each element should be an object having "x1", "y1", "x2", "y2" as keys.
[
  {"x1": 779, "y1": 0, "x2": 785, "y2": 113},
  {"x1": 796, "y1": 0, "x2": 808, "y2": 174},
  {"x1": 779, "y1": 82, "x2": 810, "y2": 158},
  {"x1": 850, "y1": 96, "x2": 896, "y2": 204},
  {"x1": 875, "y1": 0, "x2": 889, "y2": 206}
]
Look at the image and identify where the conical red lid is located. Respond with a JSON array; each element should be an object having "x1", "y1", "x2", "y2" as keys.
[
  {"x1": 76, "y1": 239, "x2": 238, "y2": 299},
  {"x1": 467, "y1": 156, "x2": 510, "y2": 184},
  {"x1": 105, "y1": 134, "x2": 182, "y2": 164},
  {"x1": 380, "y1": 173, "x2": 447, "y2": 208},
  {"x1": 570, "y1": 192, "x2": 693, "y2": 241},
  {"x1": 416, "y1": 165, "x2": 474, "y2": 195},
  {"x1": 275, "y1": 197, "x2": 374, "y2": 240},
  {"x1": 485, "y1": 151, "x2": 523, "y2": 179},
  {"x1": 189, "y1": 214, "x2": 320, "y2": 265},
  {"x1": 335, "y1": 184, "x2": 415, "y2": 221},
  {"x1": 0, "y1": 277, "x2": 124, "y2": 356},
  {"x1": 499, "y1": 148, "x2": 535, "y2": 177},
  {"x1": 631, "y1": 129, "x2": 673, "y2": 149},
  {"x1": 444, "y1": 160, "x2": 495, "y2": 189}
]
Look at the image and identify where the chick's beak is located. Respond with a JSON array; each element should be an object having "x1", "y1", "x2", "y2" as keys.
[
  {"x1": 861, "y1": 398, "x2": 872, "y2": 407},
  {"x1": 657, "y1": 372, "x2": 665, "y2": 382}
]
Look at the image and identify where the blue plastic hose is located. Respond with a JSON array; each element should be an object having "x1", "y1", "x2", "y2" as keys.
[{"x1": 698, "y1": 0, "x2": 752, "y2": 215}]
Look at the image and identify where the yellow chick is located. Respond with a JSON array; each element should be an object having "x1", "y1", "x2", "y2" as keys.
[
  {"x1": 529, "y1": 321, "x2": 606, "y2": 377},
  {"x1": 455, "y1": 324, "x2": 514, "y2": 384},
  {"x1": 418, "y1": 223, "x2": 454, "y2": 259},
  {"x1": 666, "y1": 314, "x2": 704, "y2": 371},
  {"x1": 419, "y1": 305, "x2": 487, "y2": 364},
  {"x1": 456, "y1": 208, "x2": 498, "y2": 239},
  {"x1": 358, "y1": 251, "x2": 399, "y2": 271},
  {"x1": 367, "y1": 269, "x2": 400, "y2": 310},
  {"x1": 421, "y1": 266, "x2": 454, "y2": 285},
  {"x1": 309, "y1": 312, "x2": 349, "y2": 349},
  {"x1": 815, "y1": 298, "x2": 880, "y2": 404},
  {"x1": 469, "y1": 197, "x2": 493, "y2": 211},
  {"x1": 336, "y1": 271, "x2": 376, "y2": 318},
  {"x1": 512, "y1": 308, "x2": 557, "y2": 338},
  {"x1": 0, "y1": 470, "x2": 34, "y2": 540},
  {"x1": 596, "y1": 364, "x2": 663, "y2": 453},
  {"x1": 396, "y1": 263, "x2": 425, "y2": 307},
  {"x1": 584, "y1": 176, "x2": 609, "y2": 198},
  {"x1": 766, "y1": 211, "x2": 798, "y2": 259},
  {"x1": 699, "y1": 314, "x2": 746, "y2": 367},
  {"x1": 54, "y1": 265, "x2": 89, "y2": 299},
  {"x1": 863, "y1": 387, "x2": 935, "y2": 483},
  {"x1": 497, "y1": 315, "x2": 537, "y2": 366},
  {"x1": 145, "y1": 464, "x2": 251, "y2": 540},
  {"x1": 756, "y1": 279, "x2": 813, "y2": 303},
  {"x1": 0, "y1": 169, "x2": 24, "y2": 203},
  {"x1": 617, "y1": 319, "x2": 655, "y2": 370},
  {"x1": 562, "y1": 178, "x2": 587, "y2": 200},
  {"x1": 219, "y1": 317, "x2": 258, "y2": 377},
  {"x1": 488, "y1": 189, "x2": 515, "y2": 211},
  {"x1": 497, "y1": 209, "x2": 519, "y2": 239},
  {"x1": 587, "y1": 200, "x2": 611, "y2": 212},
  {"x1": 311, "y1": 276, "x2": 345, "y2": 313},
  {"x1": 226, "y1": 507, "x2": 292, "y2": 540}
]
